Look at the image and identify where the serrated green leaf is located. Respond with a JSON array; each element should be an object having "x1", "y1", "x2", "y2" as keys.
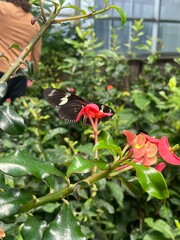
[
  {"x1": 21, "y1": 216, "x2": 47, "y2": 240},
  {"x1": 0, "y1": 188, "x2": 32, "y2": 220},
  {"x1": 145, "y1": 218, "x2": 174, "y2": 239},
  {"x1": 67, "y1": 156, "x2": 94, "y2": 177},
  {"x1": 0, "y1": 150, "x2": 65, "y2": 179},
  {"x1": 110, "y1": 5, "x2": 126, "y2": 26},
  {"x1": 0, "y1": 82, "x2": 7, "y2": 99},
  {"x1": 42, "y1": 203, "x2": 86, "y2": 240},
  {"x1": 128, "y1": 162, "x2": 169, "y2": 199},
  {"x1": 0, "y1": 106, "x2": 25, "y2": 135}
]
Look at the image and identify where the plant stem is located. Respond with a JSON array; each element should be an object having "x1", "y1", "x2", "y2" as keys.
[{"x1": 18, "y1": 155, "x2": 126, "y2": 213}]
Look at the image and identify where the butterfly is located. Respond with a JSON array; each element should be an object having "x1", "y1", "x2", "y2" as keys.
[{"x1": 43, "y1": 88, "x2": 114, "y2": 124}]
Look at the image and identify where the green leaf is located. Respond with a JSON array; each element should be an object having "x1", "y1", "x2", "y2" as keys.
[
  {"x1": 0, "y1": 106, "x2": 25, "y2": 135},
  {"x1": 0, "y1": 188, "x2": 32, "y2": 220},
  {"x1": 42, "y1": 127, "x2": 67, "y2": 143},
  {"x1": 121, "y1": 176, "x2": 145, "y2": 197},
  {"x1": 128, "y1": 162, "x2": 169, "y2": 199},
  {"x1": 94, "y1": 158, "x2": 108, "y2": 170},
  {"x1": 75, "y1": 26, "x2": 83, "y2": 39},
  {"x1": 0, "y1": 82, "x2": 7, "y2": 99},
  {"x1": 145, "y1": 218, "x2": 175, "y2": 239},
  {"x1": 110, "y1": 5, "x2": 126, "y2": 26},
  {"x1": 107, "y1": 181, "x2": 124, "y2": 208},
  {"x1": 119, "y1": 108, "x2": 139, "y2": 127},
  {"x1": 44, "y1": 146, "x2": 68, "y2": 164},
  {"x1": 94, "y1": 130, "x2": 121, "y2": 156},
  {"x1": 59, "y1": 0, "x2": 66, "y2": 5},
  {"x1": 8, "y1": 43, "x2": 22, "y2": 52},
  {"x1": 132, "y1": 91, "x2": 151, "y2": 111},
  {"x1": 104, "y1": 0, "x2": 108, "y2": 5},
  {"x1": 42, "y1": 203, "x2": 86, "y2": 240},
  {"x1": 96, "y1": 199, "x2": 114, "y2": 214},
  {"x1": 0, "y1": 150, "x2": 65, "y2": 179},
  {"x1": 67, "y1": 156, "x2": 94, "y2": 177},
  {"x1": 21, "y1": 216, "x2": 47, "y2": 240}
]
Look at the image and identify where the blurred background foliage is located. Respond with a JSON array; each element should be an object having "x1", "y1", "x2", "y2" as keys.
[{"x1": 0, "y1": 19, "x2": 180, "y2": 239}]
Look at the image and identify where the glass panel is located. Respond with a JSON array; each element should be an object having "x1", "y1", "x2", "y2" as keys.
[
  {"x1": 160, "y1": 0, "x2": 180, "y2": 20},
  {"x1": 133, "y1": 0, "x2": 154, "y2": 18},
  {"x1": 94, "y1": 19, "x2": 110, "y2": 49},
  {"x1": 159, "y1": 23, "x2": 180, "y2": 52},
  {"x1": 112, "y1": 20, "x2": 130, "y2": 52}
]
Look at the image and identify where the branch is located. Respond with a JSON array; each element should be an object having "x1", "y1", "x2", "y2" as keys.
[{"x1": 18, "y1": 156, "x2": 127, "y2": 213}]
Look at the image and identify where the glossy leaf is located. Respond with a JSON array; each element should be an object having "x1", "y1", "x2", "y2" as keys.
[
  {"x1": 21, "y1": 216, "x2": 47, "y2": 240},
  {"x1": 0, "y1": 106, "x2": 25, "y2": 135},
  {"x1": 0, "y1": 150, "x2": 65, "y2": 179},
  {"x1": 42, "y1": 203, "x2": 86, "y2": 240},
  {"x1": 0, "y1": 188, "x2": 32, "y2": 220},
  {"x1": 128, "y1": 162, "x2": 169, "y2": 199},
  {"x1": 110, "y1": 5, "x2": 126, "y2": 26},
  {"x1": 145, "y1": 218, "x2": 174, "y2": 239},
  {"x1": 121, "y1": 176, "x2": 145, "y2": 197},
  {"x1": 67, "y1": 156, "x2": 94, "y2": 177},
  {"x1": 94, "y1": 130, "x2": 121, "y2": 156},
  {"x1": 0, "y1": 82, "x2": 7, "y2": 99}
]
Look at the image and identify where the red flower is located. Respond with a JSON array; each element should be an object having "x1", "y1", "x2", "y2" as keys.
[
  {"x1": 158, "y1": 136, "x2": 180, "y2": 165},
  {"x1": 141, "y1": 132, "x2": 160, "y2": 145},
  {"x1": 76, "y1": 103, "x2": 113, "y2": 122},
  {"x1": 106, "y1": 85, "x2": 113, "y2": 91},
  {"x1": 154, "y1": 162, "x2": 166, "y2": 172},
  {"x1": 122, "y1": 130, "x2": 137, "y2": 145}
]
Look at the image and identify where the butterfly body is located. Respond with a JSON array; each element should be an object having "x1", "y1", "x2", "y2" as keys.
[{"x1": 43, "y1": 88, "x2": 114, "y2": 124}]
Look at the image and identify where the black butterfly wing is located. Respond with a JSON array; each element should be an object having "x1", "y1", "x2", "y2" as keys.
[
  {"x1": 43, "y1": 88, "x2": 86, "y2": 122},
  {"x1": 98, "y1": 104, "x2": 115, "y2": 122}
]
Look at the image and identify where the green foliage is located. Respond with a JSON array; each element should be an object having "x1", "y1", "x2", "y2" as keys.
[{"x1": 0, "y1": 4, "x2": 180, "y2": 240}]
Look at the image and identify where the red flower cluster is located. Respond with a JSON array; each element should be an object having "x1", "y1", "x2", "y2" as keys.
[{"x1": 121, "y1": 130, "x2": 180, "y2": 171}]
